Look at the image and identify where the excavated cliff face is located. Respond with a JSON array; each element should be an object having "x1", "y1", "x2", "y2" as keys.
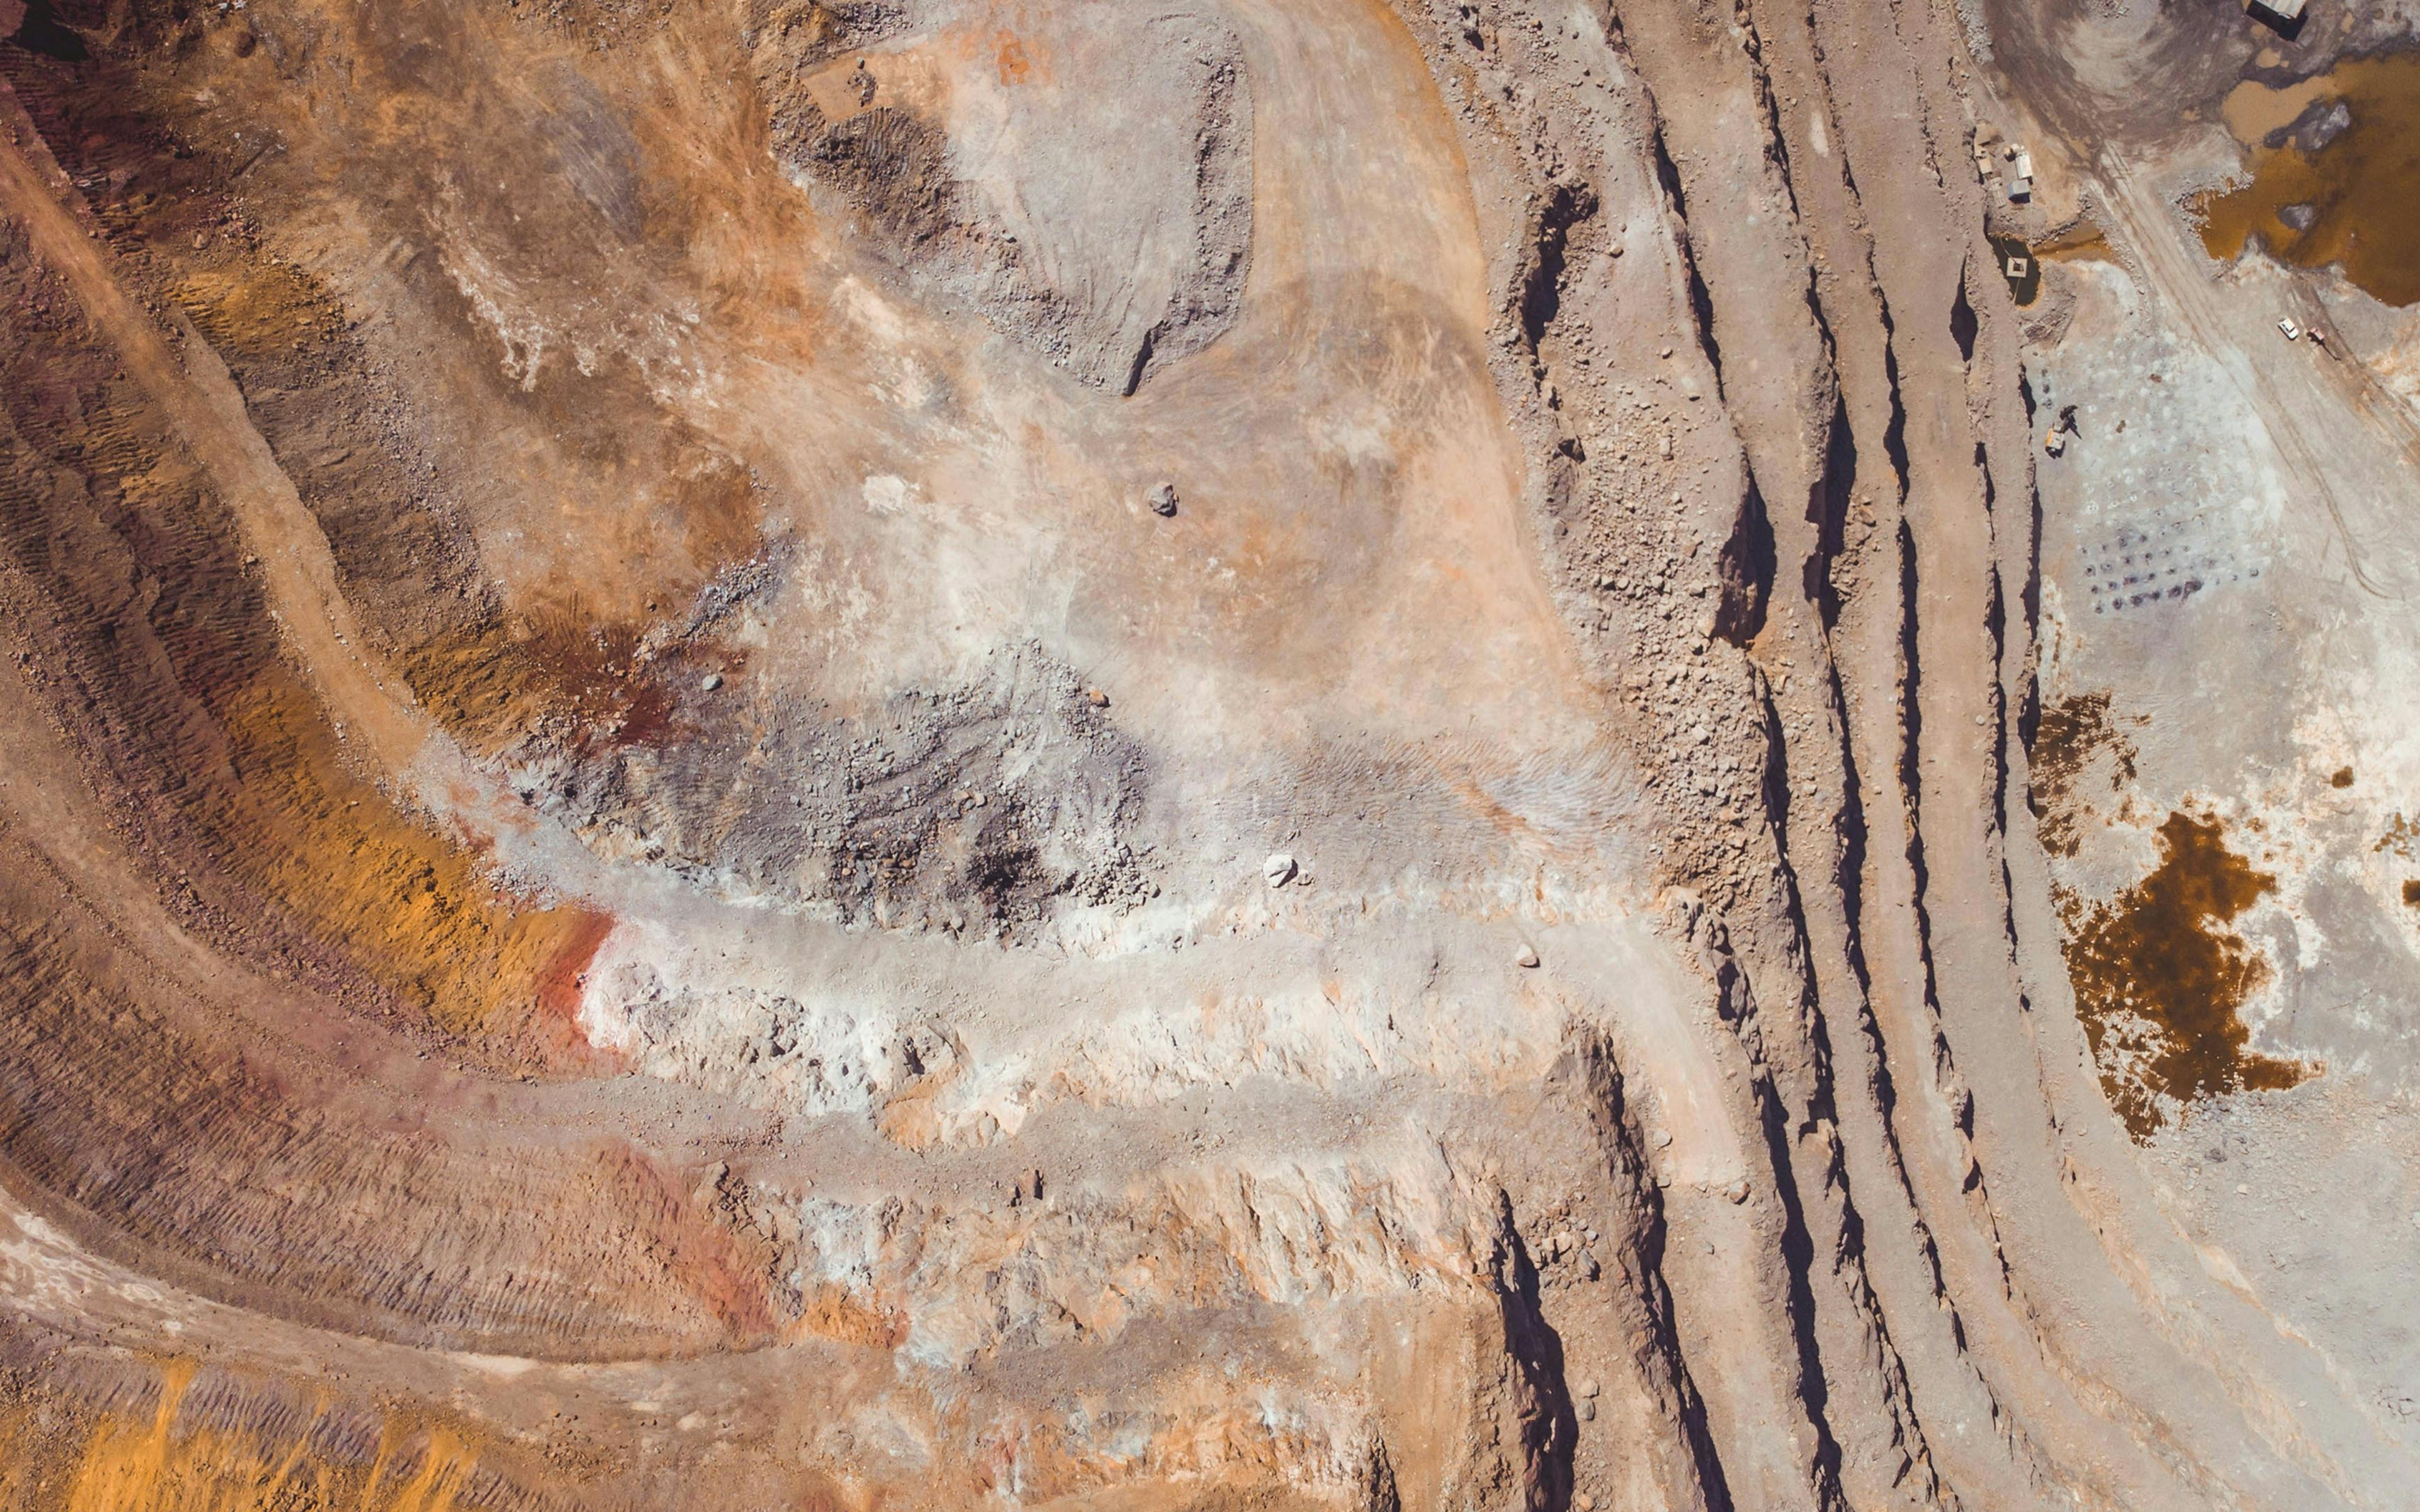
[{"x1": 0, "y1": 0, "x2": 2413, "y2": 1508}]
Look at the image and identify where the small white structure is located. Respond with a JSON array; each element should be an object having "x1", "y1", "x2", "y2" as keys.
[
  {"x1": 2278, "y1": 318, "x2": 2303, "y2": 341},
  {"x1": 2004, "y1": 251, "x2": 2031, "y2": 279},
  {"x1": 2250, "y1": 0, "x2": 2307, "y2": 20}
]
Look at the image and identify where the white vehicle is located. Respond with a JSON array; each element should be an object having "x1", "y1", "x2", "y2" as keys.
[{"x1": 2279, "y1": 318, "x2": 2303, "y2": 341}]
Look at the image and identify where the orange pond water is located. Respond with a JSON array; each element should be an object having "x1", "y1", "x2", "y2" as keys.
[{"x1": 2198, "y1": 55, "x2": 2420, "y2": 307}]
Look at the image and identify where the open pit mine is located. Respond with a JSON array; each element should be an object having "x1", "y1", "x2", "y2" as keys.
[{"x1": 3, "y1": 0, "x2": 2419, "y2": 1505}]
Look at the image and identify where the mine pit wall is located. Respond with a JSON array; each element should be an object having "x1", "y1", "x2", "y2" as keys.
[
  {"x1": 1405, "y1": 0, "x2": 1993, "y2": 1503},
  {"x1": 1409, "y1": 0, "x2": 2359, "y2": 1508},
  {"x1": 1, "y1": 9, "x2": 1687, "y2": 1506},
  {"x1": 0, "y1": 0, "x2": 2393, "y2": 1507}
]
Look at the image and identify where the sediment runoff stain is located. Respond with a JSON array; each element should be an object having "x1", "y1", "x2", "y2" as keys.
[{"x1": 2060, "y1": 810, "x2": 2307, "y2": 1138}]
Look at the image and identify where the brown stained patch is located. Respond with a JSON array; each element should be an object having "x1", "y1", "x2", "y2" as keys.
[
  {"x1": 2027, "y1": 691, "x2": 2138, "y2": 858},
  {"x1": 408, "y1": 608, "x2": 687, "y2": 759},
  {"x1": 2198, "y1": 55, "x2": 2420, "y2": 307},
  {"x1": 2061, "y1": 811, "x2": 2307, "y2": 1138},
  {"x1": 393, "y1": 615, "x2": 686, "y2": 762},
  {"x1": 2332, "y1": 766, "x2": 2356, "y2": 788},
  {"x1": 2402, "y1": 879, "x2": 2420, "y2": 907},
  {"x1": 513, "y1": 605, "x2": 700, "y2": 753},
  {"x1": 2377, "y1": 813, "x2": 2420, "y2": 857},
  {"x1": 2035, "y1": 223, "x2": 2114, "y2": 263}
]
